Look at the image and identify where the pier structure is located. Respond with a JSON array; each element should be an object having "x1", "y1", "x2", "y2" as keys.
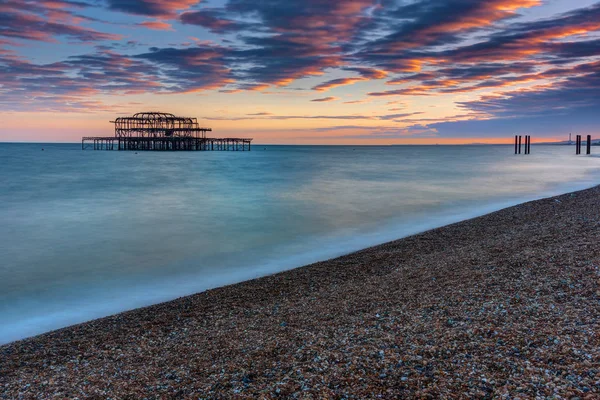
[
  {"x1": 514, "y1": 135, "x2": 531, "y2": 154},
  {"x1": 82, "y1": 112, "x2": 251, "y2": 151}
]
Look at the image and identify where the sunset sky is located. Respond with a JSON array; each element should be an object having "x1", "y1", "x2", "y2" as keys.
[{"x1": 1, "y1": 0, "x2": 599, "y2": 144}]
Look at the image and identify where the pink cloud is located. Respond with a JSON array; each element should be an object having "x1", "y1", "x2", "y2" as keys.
[
  {"x1": 138, "y1": 21, "x2": 173, "y2": 30},
  {"x1": 311, "y1": 96, "x2": 339, "y2": 102}
]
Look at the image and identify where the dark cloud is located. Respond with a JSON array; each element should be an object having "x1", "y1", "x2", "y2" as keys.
[
  {"x1": 458, "y1": 63, "x2": 600, "y2": 118},
  {"x1": 430, "y1": 2, "x2": 600, "y2": 64},
  {"x1": 387, "y1": 63, "x2": 537, "y2": 86},
  {"x1": 0, "y1": 0, "x2": 119, "y2": 42},
  {"x1": 356, "y1": 1, "x2": 600, "y2": 101},
  {"x1": 343, "y1": 67, "x2": 388, "y2": 79},
  {"x1": 544, "y1": 39, "x2": 600, "y2": 60},
  {"x1": 363, "y1": 3, "x2": 600, "y2": 97},
  {"x1": 179, "y1": 9, "x2": 253, "y2": 33},
  {"x1": 231, "y1": 35, "x2": 342, "y2": 86},
  {"x1": 311, "y1": 67, "x2": 388, "y2": 91},
  {"x1": 356, "y1": 0, "x2": 540, "y2": 67},
  {"x1": 0, "y1": 51, "x2": 163, "y2": 111},
  {"x1": 176, "y1": 0, "x2": 375, "y2": 88},
  {"x1": 312, "y1": 78, "x2": 366, "y2": 92},
  {"x1": 105, "y1": 0, "x2": 198, "y2": 17},
  {"x1": 311, "y1": 97, "x2": 339, "y2": 102},
  {"x1": 133, "y1": 46, "x2": 234, "y2": 92}
]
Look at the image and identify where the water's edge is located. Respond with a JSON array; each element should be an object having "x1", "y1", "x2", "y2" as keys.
[{"x1": 3, "y1": 180, "x2": 597, "y2": 346}]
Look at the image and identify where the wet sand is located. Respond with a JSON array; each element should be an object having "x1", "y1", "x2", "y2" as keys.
[{"x1": 1, "y1": 186, "x2": 599, "y2": 398}]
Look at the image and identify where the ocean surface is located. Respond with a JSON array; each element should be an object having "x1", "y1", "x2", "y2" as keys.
[{"x1": 0, "y1": 143, "x2": 598, "y2": 344}]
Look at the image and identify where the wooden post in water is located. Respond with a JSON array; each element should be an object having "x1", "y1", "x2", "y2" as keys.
[
  {"x1": 518, "y1": 135, "x2": 522, "y2": 154},
  {"x1": 530, "y1": 136, "x2": 532, "y2": 154},
  {"x1": 587, "y1": 135, "x2": 591, "y2": 155},
  {"x1": 514, "y1": 135, "x2": 518, "y2": 154},
  {"x1": 576, "y1": 135, "x2": 581, "y2": 154}
]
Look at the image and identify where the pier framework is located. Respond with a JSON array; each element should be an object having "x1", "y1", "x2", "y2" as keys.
[{"x1": 82, "y1": 112, "x2": 251, "y2": 151}]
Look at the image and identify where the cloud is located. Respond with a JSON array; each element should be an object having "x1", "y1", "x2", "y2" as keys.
[
  {"x1": 429, "y1": 3, "x2": 600, "y2": 65},
  {"x1": 0, "y1": 0, "x2": 120, "y2": 42},
  {"x1": 344, "y1": 67, "x2": 388, "y2": 79},
  {"x1": 428, "y1": 106, "x2": 600, "y2": 138},
  {"x1": 0, "y1": 50, "x2": 165, "y2": 111},
  {"x1": 179, "y1": 9, "x2": 253, "y2": 33},
  {"x1": 378, "y1": 112, "x2": 424, "y2": 120},
  {"x1": 311, "y1": 68, "x2": 388, "y2": 91},
  {"x1": 134, "y1": 45, "x2": 235, "y2": 92},
  {"x1": 312, "y1": 77, "x2": 366, "y2": 92},
  {"x1": 177, "y1": 0, "x2": 376, "y2": 88},
  {"x1": 202, "y1": 111, "x2": 432, "y2": 122},
  {"x1": 3, "y1": 0, "x2": 600, "y2": 136},
  {"x1": 137, "y1": 20, "x2": 173, "y2": 30},
  {"x1": 359, "y1": 0, "x2": 541, "y2": 62},
  {"x1": 458, "y1": 62, "x2": 600, "y2": 118},
  {"x1": 105, "y1": 0, "x2": 199, "y2": 17},
  {"x1": 311, "y1": 96, "x2": 339, "y2": 102},
  {"x1": 308, "y1": 125, "x2": 440, "y2": 139},
  {"x1": 364, "y1": 3, "x2": 600, "y2": 98},
  {"x1": 343, "y1": 99, "x2": 372, "y2": 104},
  {"x1": 368, "y1": 88, "x2": 432, "y2": 97}
]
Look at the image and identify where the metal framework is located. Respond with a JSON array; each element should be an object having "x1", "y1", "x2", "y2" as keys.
[
  {"x1": 112, "y1": 112, "x2": 211, "y2": 139},
  {"x1": 82, "y1": 111, "x2": 252, "y2": 151}
]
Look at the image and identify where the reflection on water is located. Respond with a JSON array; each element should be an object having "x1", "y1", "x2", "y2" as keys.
[{"x1": 0, "y1": 144, "x2": 598, "y2": 343}]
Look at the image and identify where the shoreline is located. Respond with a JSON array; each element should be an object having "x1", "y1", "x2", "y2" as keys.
[
  {"x1": 2, "y1": 186, "x2": 599, "y2": 397},
  {"x1": 2, "y1": 178, "x2": 598, "y2": 345}
]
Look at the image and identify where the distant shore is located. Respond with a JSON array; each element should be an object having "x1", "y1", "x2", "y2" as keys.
[{"x1": 2, "y1": 186, "x2": 599, "y2": 398}]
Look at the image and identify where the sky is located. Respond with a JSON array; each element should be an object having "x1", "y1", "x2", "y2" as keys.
[{"x1": 0, "y1": 0, "x2": 599, "y2": 144}]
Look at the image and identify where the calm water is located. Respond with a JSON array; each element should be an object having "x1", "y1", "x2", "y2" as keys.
[{"x1": 0, "y1": 144, "x2": 598, "y2": 344}]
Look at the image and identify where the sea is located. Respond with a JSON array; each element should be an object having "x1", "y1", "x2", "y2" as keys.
[{"x1": 0, "y1": 143, "x2": 598, "y2": 344}]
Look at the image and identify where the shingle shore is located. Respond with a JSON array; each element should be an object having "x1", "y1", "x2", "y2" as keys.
[{"x1": 1, "y1": 187, "x2": 599, "y2": 399}]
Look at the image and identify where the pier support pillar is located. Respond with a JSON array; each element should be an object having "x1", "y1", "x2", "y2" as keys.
[{"x1": 587, "y1": 135, "x2": 591, "y2": 155}]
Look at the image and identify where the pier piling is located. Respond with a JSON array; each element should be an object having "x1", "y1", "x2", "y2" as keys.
[
  {"x1": 576, "y1": 135, "x2": 581, "y2": 155},
  {"x1": 587, "y1": 135, "x2": 591, "y2": 155},
  {"x1": 515, "y1": 135, "x2": 531, "y2": 155}
]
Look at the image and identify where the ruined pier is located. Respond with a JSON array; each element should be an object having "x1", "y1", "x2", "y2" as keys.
[{"x1": 82, "y1": 112, "x2": 252, "y2": 151}]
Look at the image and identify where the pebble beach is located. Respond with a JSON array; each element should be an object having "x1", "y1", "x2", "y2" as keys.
[{"x1": 1, "y1": 186, "x2": 599, "y2": 399}]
